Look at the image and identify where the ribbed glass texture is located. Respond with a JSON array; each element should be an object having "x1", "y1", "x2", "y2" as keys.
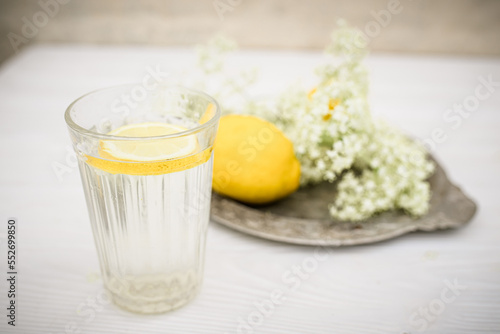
[{"x1": 79, "y1": 156, "x2": 213, "y2": 313}]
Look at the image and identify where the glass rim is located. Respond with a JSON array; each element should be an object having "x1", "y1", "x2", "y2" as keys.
[{"x1": 64, "y1": 84, "x2": 221, "y2": 141}]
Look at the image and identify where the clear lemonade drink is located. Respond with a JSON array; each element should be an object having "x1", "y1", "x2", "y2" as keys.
[{"x1": 65, "y1": 86, "x2": 220, "y2": 313}]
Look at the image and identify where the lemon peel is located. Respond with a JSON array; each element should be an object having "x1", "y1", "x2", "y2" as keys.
[
  {"x1": 86, "y1": 122, "x2": 210, "y2": 175},
  {"x1": 212, "y1": 115, "x2": 300, "y2": 204}
]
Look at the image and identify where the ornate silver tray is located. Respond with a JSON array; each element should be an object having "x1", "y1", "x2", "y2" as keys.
[{"x1": 210, "y1": 158, "x2": 477, "y2": 246}]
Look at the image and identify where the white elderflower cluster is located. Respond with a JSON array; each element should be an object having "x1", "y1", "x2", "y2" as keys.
[
  {"x1": 270, "y1": 84, "x2": 371, "y2": 185},
  {"x1": 255, "y1": 26, "x2": 373, "y2": 185},
  {"x1": 255, "y1": 24, "x2": 435, "y2": 221},
  {"x1": 329, "y1": 120, "x2": 435, "y2": 221}
]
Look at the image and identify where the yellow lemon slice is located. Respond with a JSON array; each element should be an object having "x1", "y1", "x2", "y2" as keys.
[
  {"x1": 199, "y1": 103, "x2": 216, "y2": 125},
  {"x1": 86, "y1": 122, "x2": 211, "y2": 175},
  {"x1": 100, "y1": 122, "x2": 198, "y2": 162}
]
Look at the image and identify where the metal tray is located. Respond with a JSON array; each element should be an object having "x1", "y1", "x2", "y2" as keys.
[{"x1": 210, "y1": 157, "x2": 477, "y2": 246}]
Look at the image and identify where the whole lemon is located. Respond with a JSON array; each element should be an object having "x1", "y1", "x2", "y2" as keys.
[{"x1": 212, "y1": 114, "x2": 301, "y2": 204}]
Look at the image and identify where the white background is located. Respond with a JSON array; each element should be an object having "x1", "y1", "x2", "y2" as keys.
[{"x1": 0, "y1": 46, "x2": 499, "y2": 333}]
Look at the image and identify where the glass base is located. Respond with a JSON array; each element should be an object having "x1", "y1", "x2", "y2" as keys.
[
  {"x1": 109, "y1": 287, "x2": 199, "y2": 314},
  {"x1": 105, "y1": 272, "x2": 201, "y2": 314}
]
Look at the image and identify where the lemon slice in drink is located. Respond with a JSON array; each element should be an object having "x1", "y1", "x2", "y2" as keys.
[
  {"x1": 100, "y1": 122, "x2": 198, "y2": 162},
  {"x1": 199, "y1": 103, "x2": 216, "y2": 125},
  {"x1": 86, "y1": 122, "x2": 211, "y2": 175}
]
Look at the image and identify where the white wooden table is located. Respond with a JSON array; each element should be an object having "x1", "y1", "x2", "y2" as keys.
[{"x1": 0, "y1": 45, "x2": 499, "y2": 334}]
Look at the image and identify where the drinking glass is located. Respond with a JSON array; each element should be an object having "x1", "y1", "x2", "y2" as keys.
[{"x1": 65, "y1": 84, "x2": 220, "y2": 313}]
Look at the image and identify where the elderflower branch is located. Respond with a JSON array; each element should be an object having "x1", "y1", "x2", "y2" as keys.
[
  {"x1": 196, "y1": 35, "x2": 237, "y2": 74},
  {"x1": 193, "y1": 23, "x2": 435, "y2": 222},
  {"x1": 194, "y1": 35, "x2": 258, "y2": 115}
]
